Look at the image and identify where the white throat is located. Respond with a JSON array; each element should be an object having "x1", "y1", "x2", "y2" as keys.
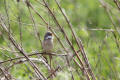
[{"x1": 45, "y1": 36, "x2": 52, "y2": 40}]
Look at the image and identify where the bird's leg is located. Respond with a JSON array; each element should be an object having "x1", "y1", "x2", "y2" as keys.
[
  {"x1": 49, "y1": 55, "x2": 52, "y2": 69},
  {"x1": 49, "y1": 55, "x2": 53, "y2": 79},
  {"x1": 42, "y1": 52, "x2": 48, "y2": 63},
  {"x1": 49, "y1": 55, "x2": 56, "y2": 78}
]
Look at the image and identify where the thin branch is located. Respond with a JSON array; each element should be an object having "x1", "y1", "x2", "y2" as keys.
[
  {"x1": 86, "y1": 28, "x2": 115, "y2": 32},
  {"x1": 0, "y1": 15, "x2": 47, "y2": 80},
  {"x1": 42, "y1": 0, "x2": 90, "y2": 80},
  {"x1": 55, "y1": 0, "x2": 96, "y2": 79},
  {"x1": 26, "y1": 1, "x2": 43, "y2": 49},
  {"x1": 25, "y1": 0, "x2": 48, "y2": 26},
  {"x1": 42, "y1": 0, "x2": 84, "y2": 67},
  {"x1": 4, "y1": 0, "x2": 11, "y2": 35},
  {"x1": 99, "y1": 0, "x2": 120, "y2": 51},
  {"x1": 47, "y1": 66, "x2": 60, "y2": 79},
  {"x1": 17, "y1": 1, "x2": 23, "y2": 49},
  {"x1": 0, "y1": 68, "x2": 9, "y2": 80},
  {"x1": 6, "y1": 58, "x2": 51, "y2": 72},
  {"x1": 0, "y1": 52, "x2": 67, "y2": 64},
  {"x1": 113, "y1": 0, "x2": 120, "y2": 11},
  {"x1": 73, "y1": 58, "x2": 90, "y2": 80},
  {"x1": 99, "y1": 0, "x2": 120, "y2": 36}
]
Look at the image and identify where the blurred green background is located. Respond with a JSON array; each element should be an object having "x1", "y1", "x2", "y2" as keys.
[{"x1": 0, "y1": 0, "x2": 120, "y2": 80}]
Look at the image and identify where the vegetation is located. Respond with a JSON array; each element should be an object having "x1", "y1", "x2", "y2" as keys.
[{"x1": 0, "y1": 0, "x2": 120, "y2": 80}]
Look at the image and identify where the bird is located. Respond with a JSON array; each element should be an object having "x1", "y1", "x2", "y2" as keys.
[
  {"x1": 42, "y1": 31, "x2": 56, "y2": 77},
  {"x1": 42, "y1": 31, "x2": 54, "y2": 53},
  {"x1": 42, "y1": 31, "x2": 54, "y2": 66}
]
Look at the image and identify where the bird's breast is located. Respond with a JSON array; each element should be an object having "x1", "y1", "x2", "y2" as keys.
[{"x1": 43, "y1": 40, "x2": 53, "y2": 52}]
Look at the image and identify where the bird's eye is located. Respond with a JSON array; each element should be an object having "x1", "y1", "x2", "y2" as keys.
[{"x1": 47, "y1": 33, "x2": 52, "y2": 36}]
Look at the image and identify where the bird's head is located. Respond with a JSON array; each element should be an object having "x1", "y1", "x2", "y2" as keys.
[{"x1": 44, "y1": 31, "x2": 53, "y2": 40}]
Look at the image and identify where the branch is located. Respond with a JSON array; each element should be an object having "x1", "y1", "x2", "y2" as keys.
[
  {"x1": 54, "y1": 0, "x2": 96, "y2": 79},
  {"x1": 0, "y1": 52, "x2": 67, "y2": 64},
  {"x1": 113, "y1": 0, "x2": 120, "y2": 11},
  {"x1": 0, "y1": 14, "x2": 47, "y2": 80}
]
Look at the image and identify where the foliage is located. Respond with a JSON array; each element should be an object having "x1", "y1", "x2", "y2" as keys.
[{"x1": 0, "y1": 0, "x2": 120, "y2": 80}]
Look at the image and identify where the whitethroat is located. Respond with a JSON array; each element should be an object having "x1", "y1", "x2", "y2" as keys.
[{"x1": 42, "y1": 31, "x2": 54, "y2": 67}]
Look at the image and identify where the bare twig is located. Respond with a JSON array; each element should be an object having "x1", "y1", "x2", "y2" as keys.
[
  {"x1": 42, "y1": 1, "x2": 93, "y2": 80},
  {"x1": 42, "y1": 0, "x2": 84, "y2": 67},
  {"x1": 113, "y1": 0, "x2": 120, "y2": 11},
  {"x1": 73, "y1": 58, "x2": 90, "y2": 80},
  {"x1": 6, "y1": 58, "x2": 51, "y2": 72},
  {"x1": 25, "y1": 0, "x2": 48, "y2": 26},
  {"x1": 99, "y1": 0, "x2": 120, "y2": 36},
  {"x1": 47, "y1": 66, "x2": 60, "y2": 79},
  {"x1": 86, "y1": 28, "x2": 115, "y2": 32},
  {"x1": 26, "y1": 1, "x2": 43, "y2": 49},
  {"x1": 0, "y1": 15, "x2": 47, "y2": 80},
  {"x1": 0, "y1": 52, "x2": 67, "y2": 64},
  {"x1": 99, "y1": 0, "x2": 120, "y2": 51},
  {"x1": 0, "y1": 68, "x2": 9, "y2": 80},
  {"x1": 4, "y1": 0, "x2": 10, "y2": 35},
  {"x1": 17, "y1": 1, "x2": 23, "y2": 49},
  {"x1": 54, "y1": 0, "x2": 96, "y2": 79}
]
